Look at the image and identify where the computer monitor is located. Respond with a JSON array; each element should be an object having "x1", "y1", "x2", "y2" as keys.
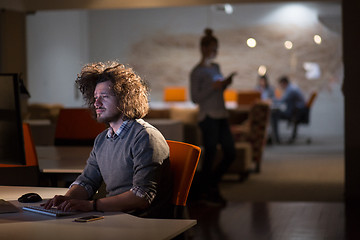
[{"x1": 0, "y1": 74, "x2": 26, "y2": 165}]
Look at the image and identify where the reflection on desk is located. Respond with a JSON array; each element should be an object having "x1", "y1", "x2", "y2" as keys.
[{"x1": 0, "y1": 186, "x2": 196, "y2": 240}]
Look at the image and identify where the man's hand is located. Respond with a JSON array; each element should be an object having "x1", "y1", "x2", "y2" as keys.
[
  {"x1": 41, "y1": 184, "x2": 91, "y2": 212},
  {"x1": 56, "y1": 199, "x2": 93, "y2": 212},
  {"x1": 42, "y1": 195, "x2": 93, "y2": 212},
  {"x1": 42, "y1": 195, "x2": 71, "y2": 209}
]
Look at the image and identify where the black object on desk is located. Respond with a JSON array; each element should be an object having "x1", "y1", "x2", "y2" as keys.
[{"x1": 18, "y1": 193, "x2": 42, "y2": 203}]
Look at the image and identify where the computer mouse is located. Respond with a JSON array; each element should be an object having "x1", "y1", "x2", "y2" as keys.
[{"x1": 18, "y1": 193, "x2": 42, "y2": 203}]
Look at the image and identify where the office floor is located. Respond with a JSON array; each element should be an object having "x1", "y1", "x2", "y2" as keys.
[
  {"x1": 187, "y1": 201, "x2": 348, "y2": 240},
  {"x1": 185, "y1": 135, "x2": 357, "y2": 240}
]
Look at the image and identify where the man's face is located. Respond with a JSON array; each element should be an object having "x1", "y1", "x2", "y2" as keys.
[{"x1": 94, "y1": 80, "x2": 122, "y2": 124}]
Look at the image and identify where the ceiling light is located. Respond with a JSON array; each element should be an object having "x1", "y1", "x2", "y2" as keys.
[
  {"x1": 258, "y1": 65, "x2": 267, "y2": 76},
  {"x1": 284, "y1": 40, "x2": 293, "y2": 50},
  {"x1": 247, "y1": 38, "x2": 257, "y2": 48},
  {"x1": 264, "y1": 4, "x2": 317, "y2": 26},
  {"x1": 314, "y1": 35, "x2": 322, "y2": 45}
]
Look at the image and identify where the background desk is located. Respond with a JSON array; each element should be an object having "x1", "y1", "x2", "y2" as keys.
[
  {"x1": 0, "y1": 186, "x2": 196, "y2": 240},
  {"x1": 147, "y1": 102, "x2": 251, "y2": 145},
  {"x1": 147, "y1": 118, "x2": 183, "y2": 142},
  {"x1": 36, "y1": 146, "x2": 91, "y2": 173},
  {"x1": 36, "y1": 146, "x2": 91, "y2": 186}
]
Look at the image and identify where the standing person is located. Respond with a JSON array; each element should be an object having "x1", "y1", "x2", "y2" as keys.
[
  {"x1": 43, "y1": 61, "x2": 173, "y2": 218},
  {"x1": 190, "y1": 28, "x2": 236, "y2": 205},
  {"x1": 256, "y1": 74, "x2": 275, "y2": 103},
  {"x1": 271, "y1": 76, "x2": 306, "y2": 143}
]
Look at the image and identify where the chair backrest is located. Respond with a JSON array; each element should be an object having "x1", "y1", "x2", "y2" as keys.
[
  {"x1": 224, "y1": 89, "x2": 238, "y2": 102},
  {"x1": 296, "y1": 91, "x2": 317, "y2": 124},
  {"x1": 55, "y1": 108, "x2": 106, "y2": 145},
  {"x1": 163, "y1": 87, "x2": 187, "y2": 102},
  {"x1": 306, "y1": 91, "x2": 318, "y2": 108},
  {"x1": 237, "y1": 90, "x2": 261, "y2": 106},
  {"x1": 0, "y1": 123, "x2": 39, "y2": 186},
  {"x1": 22, "y1": 123, "x2": 38, "y2": 167},
  {"x1": 0, "y1": 123, "x2": 38, "y2": 168},
  {"x1": 166, "y1": 140, "x2": 201, "y2": 207},
  {"x1": 274, "y1": 87, "x2": 283, "y2": 99}
]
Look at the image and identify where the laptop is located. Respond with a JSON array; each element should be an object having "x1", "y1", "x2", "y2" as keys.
[{"x1": 0, "y1": 199, "x2": 20, "y2": 213}]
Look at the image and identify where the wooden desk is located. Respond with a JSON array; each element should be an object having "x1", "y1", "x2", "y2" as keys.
[
  {"x1": 36, "y1": 146, "x2": 91, "y2": 186},
  {"x1": 36, "y1": 146, "x2": 91, "y2": 173},
  {"x1": 0, "y1": 186, "x2": 196, "y2": 240},
  {"x1": 147, "y1": 118, "x2": 183, "y2": 141},
  {"x1": 147, "y1": 101, "x2": 251, "y2": 145}
]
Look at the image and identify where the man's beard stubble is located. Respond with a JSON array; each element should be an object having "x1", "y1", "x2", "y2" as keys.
[{"x1": 96, "y1": 110, "x2": 122, "y2": 124}]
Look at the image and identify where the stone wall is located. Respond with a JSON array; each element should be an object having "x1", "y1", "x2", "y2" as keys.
[{"x1": 129, "y1": 22, "x2": 342, "y2": 102}]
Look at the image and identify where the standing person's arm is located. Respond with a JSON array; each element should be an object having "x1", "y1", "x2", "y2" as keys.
[{"x1": 213, "y1": 72, "x2": 236, "y2": 90}]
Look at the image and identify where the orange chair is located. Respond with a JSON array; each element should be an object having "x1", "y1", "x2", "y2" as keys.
[
  {"x1": 22, "y1": 123, "x2": 38, "y2": 167},
  {"x1": 274, "y1": 87, "x2": 283, "y2": 99},
  {"x1": 163, "y1": 87, "x2": 187, "y2": 102},
  {"x1": 166, "y1": 140, "x2": 201, "y2": 218},
  {"x1": 0, "y1": 123, "x2": 40, "y2": 186},
  {"x1": 237, "y1": 90, "x2": 261, "y2": 106},
  {"x1": 93, "y1": 140, "x2": 201, "y2": 216},
  {"x1": 306, "y1": 91, "x2": 318, "y2": 108},
  {"x1": 224, "y1": 89, "x2": 238, "y2": 102},
  {"x1": 54, "y1": 108, "x2": 107, "y2": 145}
]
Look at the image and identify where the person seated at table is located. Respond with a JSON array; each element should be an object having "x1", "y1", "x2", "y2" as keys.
[
  {"x1": 255, "y1": 74, "x2": 275, "y2": 103},
  {"x1": 43, "y1": 61, "x2": 173, "y2": 218},
  {"x1": 271, "y1": 76, "x2": 306, "y2": 143}
]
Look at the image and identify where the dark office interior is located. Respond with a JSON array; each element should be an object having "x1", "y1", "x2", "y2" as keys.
[{"x1": 1, "y1": 0, "x2": 360, "y2": 239}]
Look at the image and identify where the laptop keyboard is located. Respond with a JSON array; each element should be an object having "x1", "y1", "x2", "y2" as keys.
[{"x1": 23, "y1": 205, "x2": 78, "y2": 217}]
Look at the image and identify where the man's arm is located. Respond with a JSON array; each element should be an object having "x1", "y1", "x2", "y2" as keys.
[
  {"x1": 64, "y1": 184, "x2": 90, "y2": 199},
  {"x1": 44, "y1": 184, "x2": 149, "y2": 213},
  {"x1": 93, "y1": 191, "x2": 149, "y2": 212},
  {"x1": 51, "y1": 189, "x2": 149, "y2": 213}
]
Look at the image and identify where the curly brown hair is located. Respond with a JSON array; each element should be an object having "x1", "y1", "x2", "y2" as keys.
[{"x1": 75, "y1": 61, "x2": 149, "y2": 120}]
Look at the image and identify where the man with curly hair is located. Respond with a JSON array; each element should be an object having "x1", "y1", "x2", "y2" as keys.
[{"x1": 43, "y1": 61, "x2": 173, "y2": 218}]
